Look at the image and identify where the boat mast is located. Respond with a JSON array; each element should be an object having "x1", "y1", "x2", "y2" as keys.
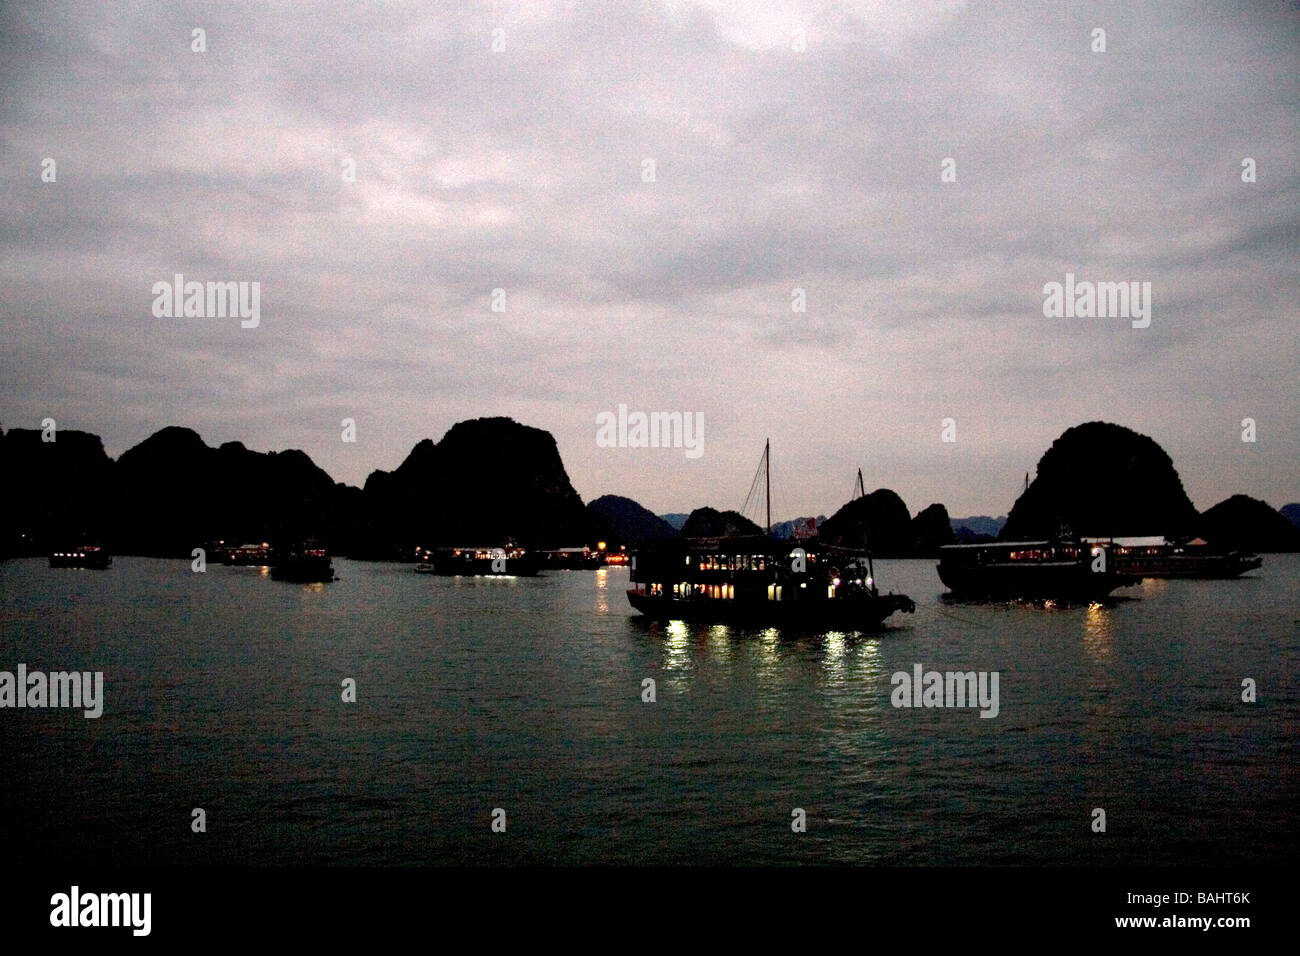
[
  {"x1": 765, "y1": 438, "x2": 771, "y2": 536},
  {"x1": 854, "y1": 466, "x2": 875, "y2": 588}
]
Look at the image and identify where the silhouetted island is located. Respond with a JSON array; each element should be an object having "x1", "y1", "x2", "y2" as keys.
[
  {"x1": 679, "y1": 507, "x2": 764, "y2": 539},
  {"x1": 586, "y1": 495, "x2": 677, "y2": 548},
  {"x1": 999, "y1": 421, "x2": 1297, "y2": 551},
  {"x1": 1001, "y1": 422, "x2": 1199, "y2": 540},
  {"x1": 357, "y1": 417, "x2": 597, "y2": 555},
  {"x1": 0, "y1": 417, "x2": 1294, "y2": 559},
  {"x1": 1199, "y1": 494, "x2": 1300, "y2": 553}
]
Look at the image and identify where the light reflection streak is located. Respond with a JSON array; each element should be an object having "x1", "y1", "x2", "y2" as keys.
[
  {"x1": 707, "y1": 624, "x2": 731, "y2": 663},
  {"x1": 822, "y1": 630, "x2": 846, "y2": 682},
  {"x1": 852, "y1": 636, "x2": 882, "y2": 685},
  {"x1": 755, "y1": 627, "x2": 780, "y2": 678},
  {"x1": 1083, "y1": 601, "x2": 1113, "y2": 661},
  {"x1": 664, "y1": 620, "x2": 691, "y2": 672}
]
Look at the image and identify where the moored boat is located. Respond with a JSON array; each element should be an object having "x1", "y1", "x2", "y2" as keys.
[
  {"x1": 49, "y1": 545, "x2": 112, "y2": 569},
  {"x1": 1082, "y1": 536, "x2": 1263, "y2": 579},
  {"x1": 538, "y1": 546, "x2": 607, "y2": 570},
  {"x1": 628, "y1": 535, "x2": 915, "y2": 630},
  {"x1": 626, "y1": 440, "x2": 915, "y2": 630},
  {"x1": 414, "y1": 546, "x2": 541, "y2": 577},
  {"x1": 269, "y1": 543, "x2": 335, "y2": 582},
  {"x1": 214, "y1": 542, "x2": 272, "y2": 566},
  {"x1": 936, "y1": 540, "x2": 1137, "y2": 600}
]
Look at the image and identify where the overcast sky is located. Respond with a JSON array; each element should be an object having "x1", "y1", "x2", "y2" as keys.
[{"x1": 2, "y1": 0, "x2": 1296, "y2": 520}]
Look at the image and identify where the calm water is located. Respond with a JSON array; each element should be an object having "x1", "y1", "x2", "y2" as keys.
[{"x1": 1, "y1": 555, "x2": 1295, "y2": 866}]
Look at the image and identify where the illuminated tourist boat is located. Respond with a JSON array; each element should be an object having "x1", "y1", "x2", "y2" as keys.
[
  {"x1": 628, "y1": 536, "x2": 914, "y2": 629},
  {"x1": 625, "y1": 441, "x2": 915, "y2": 630},
  {"x1": 214, "y1": 542, "x2": 271, "y2": 566},
  {"x1": 538, "y1": 546, "x2": 607, "y2": 570},
  {"x1": 1080, "y1": 536, "x2": 1262, "y2": 579},
  {"x1": 269, "y1": 543, "x2": 335, "y2": 582},
  {"x1": 414, "y1": 546, "x2": 541, "y2": 577},
  {"x1": 936, "y1": 540, "x2": 1138, "y2": 599},
  {"x1": 48, "y1": 545, "x2": 112, "y2": 569}
]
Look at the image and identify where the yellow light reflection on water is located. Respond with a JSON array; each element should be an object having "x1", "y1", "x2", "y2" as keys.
[
  {"x1": 756, "y1": 626, "x2": 780, "y2": 674},
  {"x1": 853, "y1": 637, "x2": 882, "y2": 684},
  {"x1": 707, "y1": 624, "x2": 732, "y2": 663},
  {"x1": 822, "y1": 630, "x2": 847, "y2": 682},
  {"x1": 1083, "y1": 601, "x2": 1113, "y2": 661},
  {"x1": 664, "y1": 620, "x2": 691, "y2": 671}
]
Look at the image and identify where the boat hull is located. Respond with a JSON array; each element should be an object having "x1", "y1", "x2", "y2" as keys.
[
  {"x1": 1114, "y1": 554, "x2": 1262, "y2": 579},
  {"x1": 626, "y1": 589, "x2": 914, "y2": 630},
  {"x1": 936, "y1": 562, "x2": 1137, "y2": 600}
]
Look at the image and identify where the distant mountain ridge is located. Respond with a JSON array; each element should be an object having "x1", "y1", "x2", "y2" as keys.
[
  {"x1": 950, "y1": 515, "x2": 1007, "y2": 539},
  {"x1": 658, "y1": 513, "x2": 689, "y2": 531},
  {"x1": 2, "y1": 418, "x2": 1294, "y2": 558},
  {"x1": 1281, "y1": 503, "x2": 1300, "y2": 530},
  {"x1": 770, "y1": 515, "x2": 825, "y2": 539}
]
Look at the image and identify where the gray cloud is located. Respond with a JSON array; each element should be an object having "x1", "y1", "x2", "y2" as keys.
[{"x1": 2, "y1": 0, "x2": 1296, "y2": 520}]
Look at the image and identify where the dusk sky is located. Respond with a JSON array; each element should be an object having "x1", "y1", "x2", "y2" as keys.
[{"x1": 2, "y1": 0, "x2": 1296, "y2": 520}]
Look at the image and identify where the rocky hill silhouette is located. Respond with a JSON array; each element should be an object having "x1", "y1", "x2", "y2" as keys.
[
  {"x1": 1000, "y1": 422, "x2": 1199, "y2": 540},
  {"x1": 360, "y1": 417, "x2": 594, "y2": 551},
  {"x1": 679, "y1": 507, "x2": 764, "y2": 538},
  {"x1": 587, "y1": 495, "x2": 677, "y2": 548},
  {"x1": 1199, "y1": 495, "x2": 1300, "y2": 552}
]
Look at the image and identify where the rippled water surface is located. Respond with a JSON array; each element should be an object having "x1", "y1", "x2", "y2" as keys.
[{"x1": 1, "y1": 556, "x2": 1295, "y2": 865}]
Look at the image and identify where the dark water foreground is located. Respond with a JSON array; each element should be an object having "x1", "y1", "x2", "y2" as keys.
[{"x1": 0, "y1": 556, "x2": 1294, "y2": 865}]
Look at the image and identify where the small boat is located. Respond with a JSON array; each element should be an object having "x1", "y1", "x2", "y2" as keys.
[
  {"x1": 538, "y1": 547, "x2": 607, "y2": 570},
  {"x1": 212, "y1": 542, "x2": 272, "y2": 566},
  {"x1": 49, "y1": 545, "x2": 112, "y2": 569},
  {"x1": 414, "y1": 546, "x2": 541, "y2": 577},
  {"x1": 936, "y1": 540, "x2": 1138, "y2": 600},
  {"x1": 626, "y1": 441, "x2": 915, "y2": 630},
  {"x1": 1082, "y1": 536, "x2": 1263, "y2": 579},
  {"x1": 269, "y1": 543, "x2": 335, "y2": 582}
]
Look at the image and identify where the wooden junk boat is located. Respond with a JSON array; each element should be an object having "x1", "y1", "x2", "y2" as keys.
[
  {"x1": 626, "y1": 442, "x2": 915, "y2": 630},
  {"x1": 936, "y1": 539, "x2": 1138, "y2": 600}
]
